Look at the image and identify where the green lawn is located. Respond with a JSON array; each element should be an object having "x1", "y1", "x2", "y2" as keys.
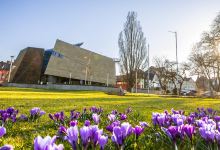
[{"x1": 0, "y1": 87, "x2": 220, "y2": 149}]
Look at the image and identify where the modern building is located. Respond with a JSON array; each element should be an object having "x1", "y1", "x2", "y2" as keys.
[{"x1": 10, "y1": 39, "x2": 116, "y2": 86}]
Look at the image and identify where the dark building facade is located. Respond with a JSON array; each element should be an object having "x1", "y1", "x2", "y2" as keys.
[
  {"x1": 10, "y1": 39, "x2": 116, "y2": 86},
  {"x1": 10, "y1": 47, "x2": 44, "y2": 84}
]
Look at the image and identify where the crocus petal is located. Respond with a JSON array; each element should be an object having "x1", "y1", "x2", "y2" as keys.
[
  {"x1": 98, "y1": 135, "x2": 108, "y2": 149},
  {"x1": 0, "y1": 127, "x2": 6, "y2": 138},
  {"x1": 0, "y1": 145, "x2": 14, "y2": 150},
  {"x1": 67, "y1": 126, "x2": 79, "y2": 144}
]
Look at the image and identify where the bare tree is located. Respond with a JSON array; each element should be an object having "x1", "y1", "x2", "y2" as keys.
[
  {"x1": 152, "y1": 57, "x2": 170, "y2": 93},
  {"x1": 177, "y1": 63, "x2": 190, "y2": 95},
  {"x1": 189, "y1": 12, "x2": 220, "y2": 95},
  {"x1": 118, "y1": 11, "x2": 148, "y2": 92}
]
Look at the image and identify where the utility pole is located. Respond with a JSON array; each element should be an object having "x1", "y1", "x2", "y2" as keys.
[
  {"x1": 147, "y1": 44, "x2": 150, "y2": 94},
  {"x1": 8, "y1": 56, "x2": 14, "y2": 83}
]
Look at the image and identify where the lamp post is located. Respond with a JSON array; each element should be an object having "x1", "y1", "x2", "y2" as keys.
[
  {"x1": 8, "y1": 55, "x2": 14, "y2": 82},
  {"x1": 147, "y1": 44, "x2": 150, "y2": 94},
  {"x1": 113, "y1": 58, "x2": 120, "y2": 85},
  {"x1": 169, "y1": 31, "x2": 179, "y2": 95},
  {"x1": 168, "y1": 31, "x2": 178, "y2": 74}
]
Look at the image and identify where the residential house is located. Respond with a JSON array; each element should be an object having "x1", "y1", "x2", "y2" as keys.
[{"x1": 0, "y1": 61, "x2": 10, "y2": 84}]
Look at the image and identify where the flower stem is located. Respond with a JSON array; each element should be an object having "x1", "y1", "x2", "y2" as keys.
[{"x1": 174, "y1": 142, "x2": 178, "y2": 150}]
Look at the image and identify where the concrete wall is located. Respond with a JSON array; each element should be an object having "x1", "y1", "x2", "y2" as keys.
[{"x1": 5, "y1": 83, "x2": 120, "y2": 93}]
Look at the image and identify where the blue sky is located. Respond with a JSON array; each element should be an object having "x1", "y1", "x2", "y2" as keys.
[{"x1": 0, "y1": 0, "x2": 220, "y2": 66}]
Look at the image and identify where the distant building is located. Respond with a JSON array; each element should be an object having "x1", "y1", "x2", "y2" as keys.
[
  {"x1": 148, "y1": 66, "x2": 197, "y2": 92},
  {"x1": 182, "y1": 78, "x2": 197, "y2": 91},
  {"x1": 10, "y1": 39, "x2": 116, "y2": 86},
  {"x1": 0, "y1": 61, "x2": 10, "y2": 84},
  {"x1": 116, "y1": 69, "x2": 145, "y2": 90}
]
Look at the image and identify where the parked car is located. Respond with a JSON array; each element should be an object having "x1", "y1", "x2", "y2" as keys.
[{"x1": 181, "y1": 90, "x2": 197, "y2": 96}]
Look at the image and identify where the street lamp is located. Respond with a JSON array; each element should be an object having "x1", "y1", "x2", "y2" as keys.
[
  {"x1": 169, "y1": 31, "x2": 179, "y2": 95},
  {"x1": 147, "y1": 44, "x2": 150, "y2": 94},
  {"x1": 168, "y1": 31, "x2": 178, "y2": 74},
  {"x1": 8, "y1": 55, "x2": 14, "y2": 82},
  {"x1": 113, "y1": 58, "x2": 120, "y2": 85}
]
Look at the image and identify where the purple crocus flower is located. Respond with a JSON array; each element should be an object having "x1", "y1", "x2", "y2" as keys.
[
  {"x1": 183, "y1": 124, "x2": 195, "y2": 140},
  {"x1": 126, "y1": 107, "x2": 132, "y2": 114},
  {"x1": 80, "y1": 126, "x2": 91, "y2": 147},
  {"x1": 98, "y1": 135, "x2": 108, "y2": 150},
  {"x1": 156, "y1": 113, "x2": 166, "y2": 126},
  {"x1": 108, "y1": 114, "x2": 116, "y2": 122},
  {"x1": 50, "y1": 112, "x2": 65, "y2": 123},
  {"x1": 66, "y1": 126, "x2": 79, "y2": 150},
  {"x1": 139, "y1": 122, "x2": 148, "y2": 128},
  {"x1": 196, "y1": 120, "x2": 206, "y2": 127},
  {"x1": 30, "y1": 107, "x2": 41, "y2": 116},
  {"x1": 70, "y1": 110, "x2": 80, "y2": 120},
  {"x1": 171, "y1": 114, "x2": 186, "y2": 126},
  {"x1": 34, "y1": 136, "x2": 53, "y2": 150},
  {"x1": 20, "y1": 114, "x2": 28, "y2": 121},
  {"x1": 6, "y1": 107, "x2": 15, "y2": 115},
  {"x1": 0, "y1": 127, "x2": 6, "y2": 138},
  {"x1": 207, "y1": 108, "x2": 213, "y2": 114},
  {"x1": 49, "y1": 114, "x2": 54, "y2": 120},
  {"x1": 0, "y1": 145, "x2": 14, "y2": 150},
  {"x1": 217, "y1": 122, "x2": 220, "y2": 131},
  {"x1": 46, "y1": 144, "x2": 64, "y2": 150},
  {"x1": 92, "y1": 113, "x2": 100, "y2": 124},
  {"x1": 111, "y1": 126, "x2": 123, "y2": 146},
  {"x1": 133, "y1": 125, "x2": 144, "y2": 137},
  {"x1": 106, "y1": 121, "x2": 120, "y2": 132},
  {"x1": 89, "y1": 125, "x2": 101, "y2": 146},
  {"x1": 30, "y1": 107, "x2": 45, "y2": 120},
  {"x1": 84, "y1": 120, "x2": 90, "y2": 126},
  {"x1": 40, "y1": 111, "x2": 46, "y2": 116},
  {"x1": 121, "y1": 122, "x2": 132, "y2": 137},
  {"x1": 111, "y1": 110, "x2": 118, "y2": 115},
  {"x1": 106, "y1": 124, "x2": 114, "y2": 132},
  {"x1": 199, "y1": 123, "x2": 216, "y2": 141},
  {"x1": 54, "y1": 113, "x2": 59, "y2": 120},
  {"x1": 90, "y1": 106, "x2": 98, "y2": 113},
  {"x1": 60, "y1": 111, "x2": 64, "y2": 120},
  {"x1": 34, "y1": 135, "x2": 64, "y2": 150},
  {"x1": 187, "y1": 116, "x2": 195, "y2": 124},
  {"x1": 214, "y1": 116, "x2": 220, "y2": 122},
  {"x1": 120, "y1": 114, "x2": 127, "y2": 120},
  {"x1": 93, "y1": 129, "x2": 103, "y2": 146},
  {"x1": 58, "y1": 126, "x2": 67, "y2": 135},
  {"x1": 215, "y1": 131, "x2": 220, "y2": 145},
  {"x1": 69, "y1": 120, "x2": 78, "y2": 127},
  {"x1": 111, "y1": 122, "x2": 132, "y2": 146},
  {"x1": 162, "y1": 126, "x2": 183, "y2": 142}
]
